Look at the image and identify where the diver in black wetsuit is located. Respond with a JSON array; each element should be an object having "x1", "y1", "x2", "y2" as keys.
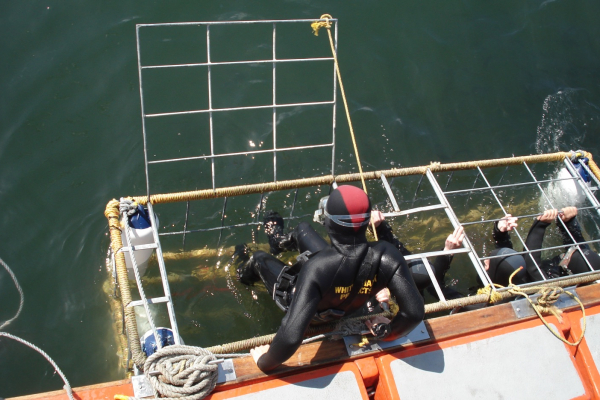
[
  {"x1": 237, "y1": 185, "x2": 424, "y2": 372},
  {"x1": 524, "y1": 207, "x2": 600, "y2": 281},
  {"x1": 484, "y1": 214, "x2": 530, "y2": 286}
]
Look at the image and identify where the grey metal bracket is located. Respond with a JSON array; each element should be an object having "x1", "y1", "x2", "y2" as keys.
[
  {"x1": 132, "y1": 374, "x2": 155, "y2": 398},
  {"x1": 217, "y1": 358, "x2": 237, "y2": 383},
  {"x1": 342, "y1": 321, "x2": 430, "y2": 357},
  {"x1": 511, "y1": 286, "x2": 580, "y2": 319}
]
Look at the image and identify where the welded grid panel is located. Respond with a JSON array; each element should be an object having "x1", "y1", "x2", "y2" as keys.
[
  {"x1": 136, "y1": 19, "x2": 339, "y2": 198},
  {"x1": 447, "y1": 159, "x2": 600, "y2": 284}
]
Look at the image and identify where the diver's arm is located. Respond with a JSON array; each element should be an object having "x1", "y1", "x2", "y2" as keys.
[
  {"x1": 493, "y1": 215, "x2": 518, "y2": 249},
  {"x1": 431, "y1": 226, "x2": 465, "y2": 284},
  {"x1": 557, "y1": 207, "x2": 585, "y2": 245},
  {"x1": 524, "y1": 218, "x2": 551, "y2": 281},
  {"x1": 256, "y1": 278, "x2": 321, "y2": 372},
  {"x1": 382, "y1": 253, "x2": 425, "y2": 341}
]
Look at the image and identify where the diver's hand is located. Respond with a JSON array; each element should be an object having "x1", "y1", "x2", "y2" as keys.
[
  {"x1": 444, "y1": 226, "x2": 465, "y2": 251},
  {"x1": 250, "y1": 345, "x2": 270, "y2": 365},
  {"x1": 375, "y1": 288, "x2": 390, "y2": 304},
  {"x1": 370, "y1": 210, "x2": 385, "y2": 228},
  {"x1": 560, "y1": 207, "x2": 577, "y2": 222},
  {"x1": 497, "y1": 215, "x2": 518, "y2": 232},
  {"x1": 537, "y1": 209, "x2": 559, "y2": 223}
]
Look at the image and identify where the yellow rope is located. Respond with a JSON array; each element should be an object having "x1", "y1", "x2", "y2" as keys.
[
  {"x1": 311, "y1": 14, "x2": 378, "y2": 240},
  {"x1": 105, "y1": 199, "x2": 146, "y2": 368},
  {"x1": 476, "y1": 284, "x2": 503, "y2": 304},
  {"x1": 482, "y1": 267, "x2": 587, "y2": 346},
  {"x1": 130, "y1": 152, "x2": 571, "y2": 205}
]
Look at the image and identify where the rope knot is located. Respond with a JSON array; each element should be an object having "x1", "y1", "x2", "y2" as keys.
[
  {"x1": 477, "y1": 285, "x2": 503, "y2": 304},
  {"x1": 311, "y1": 14, "x2": 332, "y2": 36},
  {"x1": 119, "y1": 197, "x2": 139, "y2": 217},
  {"x1": 534, "y1": 286, "x2": 565, "y2": 322},
  {"x1": 144, "y1": 345, "x2": 219, "y2": 399},
  {"x1": 428, "y1": 161, "x2": 441, "y2": 171}
]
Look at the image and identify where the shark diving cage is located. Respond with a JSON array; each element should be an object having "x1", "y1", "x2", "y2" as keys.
[{"x1": 103, "y1": 18, "x2": 600, "y2": 372}]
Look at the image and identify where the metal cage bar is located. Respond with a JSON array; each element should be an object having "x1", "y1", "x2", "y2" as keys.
[
  {"x1": 476, "y1": 165, "x2": 546, "y2": 280},
  {"x1": 136, "y1": 18, "x2": 339, "y2": 196}
]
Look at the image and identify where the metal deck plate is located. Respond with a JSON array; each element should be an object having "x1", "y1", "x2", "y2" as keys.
[
  {"x1": 132, "y1": 375, "x2": 154, "y2": 398},
  {"x1": 217, "y1": 358, "x2": 236, "y2": 383},
  {"x1": 342, "y1": 321, "x2": 430, "y2": 357},
  {"x1": 511, "y1": 285, "x2": 580, "y2": 319}
]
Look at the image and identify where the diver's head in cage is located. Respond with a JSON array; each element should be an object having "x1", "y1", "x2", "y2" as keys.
[
  {"x1": 485, "y1": 248, "x2": 529, "y2": 287},
  {"x1": 314, "y1": 185, "x2": 371, "y2": 241}
]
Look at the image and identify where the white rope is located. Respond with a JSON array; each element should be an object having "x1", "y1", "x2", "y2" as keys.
[
  {"x1": 0, "y1": 257, "x2": 24, "y2": 330},
  {"x1": 0, "y1": 257, "x2": 74, "y2": 400},
  {"x1": 0, "y1": 333, "x2": 75, "y2": 400}
]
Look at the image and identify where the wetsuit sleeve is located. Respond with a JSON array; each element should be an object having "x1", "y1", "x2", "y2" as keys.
[
  {"x1": 492, "y1": 221, "x2": 514, "y2": 249},
  {"x1": 431, "y1": 253, "x2": 452, "y2": 285},
  {"x1": 256, "y1": 273, "x2": 322, "y2": 372},
  {"x1": 558, "y1": 217, "x2": 585, "y2": 245},
  {"x1": 375, "y1": 221, "x2": 411, "y2": 256},
  {"x1": 524, "y1": 219, "x2": 550, "y2": 281},
  {"x1": 382, "y1": 251, "x2": 425, "y2": 341}
]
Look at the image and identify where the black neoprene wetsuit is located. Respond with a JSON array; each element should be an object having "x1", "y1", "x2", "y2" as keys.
[
  {"x1": 250, "y1": 222, "x2": 424, "y2": 372},
  {"x1": 524, "y1": 217, "x2": 599, "y2": 281},
  {"x1": 375, "y1": 220, "x2": 455, "y2": 297},
  {"x1": 488, "y1": 223, "x2": 530, "y2": 286}
]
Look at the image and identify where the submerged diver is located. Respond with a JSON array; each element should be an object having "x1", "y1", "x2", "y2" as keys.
[
  {"x1": 484, "y1": 214, "x2": 530, "y2": 286},
  {"x1": 524, "y1": 207, "x2": 600, "y2": 281},
  {"x1": 236, "y1": 185, "x2": 424, "y2": 372},
  {"x1": 483, "y1": 207, "x2": 600, "y2": 284}
]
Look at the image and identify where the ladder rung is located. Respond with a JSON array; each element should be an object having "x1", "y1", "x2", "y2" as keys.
[
  {"x1": 128, "y1": 296, "x2": 170, "y2": 308},
  {"x1": 121, "y1": 243, "x2": 158, "y2": 252}
]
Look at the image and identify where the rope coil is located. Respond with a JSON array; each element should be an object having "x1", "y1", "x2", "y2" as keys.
[{"x1": 144, "y1": 345, "x2": 219, "y2": 400}]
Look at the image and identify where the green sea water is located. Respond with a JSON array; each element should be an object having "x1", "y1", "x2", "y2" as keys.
[{"x1": 1, "y1": 0, "x2": 600, "y2": 397}]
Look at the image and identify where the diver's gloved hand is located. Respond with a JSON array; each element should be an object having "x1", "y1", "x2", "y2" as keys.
[{"x1": 263, "y1": 211, "x2": 295, "y2": 254}]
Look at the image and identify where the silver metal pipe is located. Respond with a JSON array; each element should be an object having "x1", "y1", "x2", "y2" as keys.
[
  {"x1": 426, "y1": 169, "x2": 492, "y2": 286},
  {"x1": 145, "y1": 100, "x2": 335, "y2": 118},
  {"x1": 140, "y1": 57, "x2": 335, "y2": 70},
  {"x1": 147, "y1": 142, "x2": 334, "y2": 165},
  {"x1": 136, "y1": 18, "x2": 338, "y2": 28}
]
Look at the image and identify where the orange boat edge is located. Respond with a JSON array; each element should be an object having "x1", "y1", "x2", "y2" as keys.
[{"x1": 10, "y1": 282, "x2": 600, "y2": 400}]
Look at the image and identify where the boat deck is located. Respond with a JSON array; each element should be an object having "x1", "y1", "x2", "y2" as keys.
[{"x1": 12, "y1": 282, "x2": 600, "y2": 400}]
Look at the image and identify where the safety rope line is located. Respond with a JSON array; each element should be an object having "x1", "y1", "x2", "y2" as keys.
[
  {"x1": 0, "y1": 257, "x2": 24, "y2": 330},
  {"x1": 425, "y1": 270, "x2": 600, "y2": 314},
  {"x1": 477, "y1": 267, "x2": 586, "y2": 346},
  {"x1": 0, "y1": 333, "x2": 76, "y2": 400},
  {"x1": 127, "y1": 152, "x2": 572, "y2": 205},
  {"x1": 0, "y1": 258, "x2": 75, "y2": 400},
  {"x1": 311, "y1": 14, "x2": 378, "y2": 239},
  {"x1": 205, "y1": 309, "x2": 394, "y2": 354}
]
